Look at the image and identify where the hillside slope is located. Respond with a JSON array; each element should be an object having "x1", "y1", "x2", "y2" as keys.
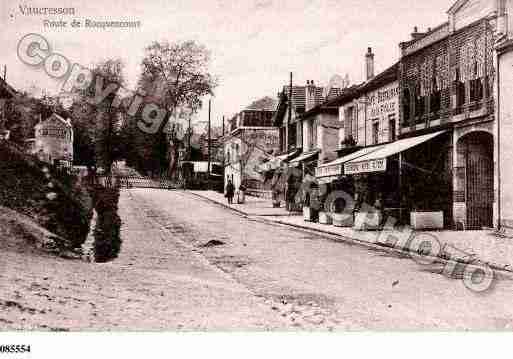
[{"x1": 0, "y1": 142, "x2": 92, "y2": 249}]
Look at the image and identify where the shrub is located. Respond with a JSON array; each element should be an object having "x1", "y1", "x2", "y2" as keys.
[{"x1": 91, "y1": 184, "x2": 122, "y2": 262}]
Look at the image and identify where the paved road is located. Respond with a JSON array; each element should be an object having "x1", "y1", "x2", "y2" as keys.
[
  {"x1": 2, "y1": 188, "x2": 513, "y2": 330},
  {"x1": 120, "y1": 189, "x2": 513, "y2": 330}
]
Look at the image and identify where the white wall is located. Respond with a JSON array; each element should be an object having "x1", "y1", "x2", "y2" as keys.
[{"x1": 499, "y1": 49, "x2": 513, "y2": 229}]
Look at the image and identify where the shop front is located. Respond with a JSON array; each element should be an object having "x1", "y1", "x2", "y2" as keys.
[
  {"x1": 312, "y1": 145, "x2": 386, "y2": 225},
  {"x1": 344, "y1": 130, "x2": 450, "y2": 229}
]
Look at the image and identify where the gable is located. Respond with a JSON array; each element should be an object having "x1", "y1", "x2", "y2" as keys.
[{"x1": 449, "y1": 0, "x2": 496, "y2": 31}]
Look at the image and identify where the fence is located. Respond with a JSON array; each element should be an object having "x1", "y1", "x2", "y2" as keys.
[
  {"x1": 116, "y1": 176, "x2": 180, "y2": 189},
  {"x1": 245, "y1": 188, "x2": 273, "y2": 200}
]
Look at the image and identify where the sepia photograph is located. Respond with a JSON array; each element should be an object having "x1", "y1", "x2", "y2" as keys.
[{"x1": 1, "y1": 0, "x2": 513, "y2": 356}]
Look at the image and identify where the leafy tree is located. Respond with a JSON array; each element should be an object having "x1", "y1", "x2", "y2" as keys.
[
  {"x1": 133, "y1": 40, "x2": 217, "y2": 177},
  {"x1": 70, "y1": 59, "x2": 125, "y2": 174}
]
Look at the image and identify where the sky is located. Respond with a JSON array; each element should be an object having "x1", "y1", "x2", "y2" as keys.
[{"x1": 0, "y1": 0, "x2": 452, "y2": 129}]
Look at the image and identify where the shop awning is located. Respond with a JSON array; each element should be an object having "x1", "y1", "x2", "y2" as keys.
[
  {"x1": 315, "y1": 145, "x2": 386, "y2": 178},
  {"x1": 289, "y1": 149, "x2": 320, "y2": 167},
  {"x1": 256, "y1": 149, "x2": 300, "y2": 172},
  {"x1": 344, "y1": 130, "x2": 446, "y2": 175}
]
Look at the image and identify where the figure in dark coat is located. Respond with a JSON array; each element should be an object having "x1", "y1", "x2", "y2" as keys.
[{"x1": 225, "y1": 180, "x2": 235, "y2": 204}]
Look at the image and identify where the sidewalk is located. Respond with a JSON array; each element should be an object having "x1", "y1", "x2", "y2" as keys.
[
  {"x1": 190, "y1": 190, "x2": 513, "y2": 271},
  {"x1": 189, "y1": 190, "x2": 300, "y2": 217}
]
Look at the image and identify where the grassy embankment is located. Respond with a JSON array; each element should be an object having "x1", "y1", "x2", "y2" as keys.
[{"x1": 0, "y1": 141, "x2": 93, "y2": 253}]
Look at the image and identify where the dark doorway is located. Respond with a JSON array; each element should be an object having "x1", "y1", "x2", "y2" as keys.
[{"x1": 459, "y1": 132, "x2": 494, "y2": 229}]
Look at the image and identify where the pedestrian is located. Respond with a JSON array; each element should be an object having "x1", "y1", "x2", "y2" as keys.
[{"x1": 225, "y1": 179, "x2": 235, "y2": 204}]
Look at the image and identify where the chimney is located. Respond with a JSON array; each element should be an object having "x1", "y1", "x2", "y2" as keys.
[
  {"x1": 305, "y1": 79, "x2": 317, "y2": 112},
  {"x1": 365, "y1": 47, "x2": 374, "y2": 80},
  {"x1": 411, "y1": 26, "x2": 425, "y2": 40}
]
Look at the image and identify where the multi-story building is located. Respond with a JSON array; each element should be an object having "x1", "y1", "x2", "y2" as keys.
[
  {"x1": 395, "y1": 0, "x2": 507, "y2": 229},
  {"x1": 26, "y1": 113, "x2": 74, "y2": 167},
  {"x1": 199, "y1": 134, "x2": 222, "y2": 162},
  {"x1": 273, "y1": 79, "x2": 346, "y2": 175},
  {"x1": 315, "y1": 48, "x2": 401, "y2": 218},
  {"x1": 223, "y1": 106, "x2": 279, "y2": 191}
]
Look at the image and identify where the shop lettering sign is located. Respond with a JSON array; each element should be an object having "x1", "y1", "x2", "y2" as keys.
[
  {"x1": 344, "y1": 158, "x2": 387, "y2": 174},
  {"x1": 315, "y1": 163, "x2": 342, "y2": 178}
]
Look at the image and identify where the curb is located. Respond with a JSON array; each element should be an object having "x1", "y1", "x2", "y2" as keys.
[
  {"x1": 188, "y1": 191, "x2": 513, "y2": 275},
  {"x1": 253, "y1": 216, "x2": 513, "y2": 275},
  {"x1": 186, "y1": 191, "x2": 249, "y2": 217}
]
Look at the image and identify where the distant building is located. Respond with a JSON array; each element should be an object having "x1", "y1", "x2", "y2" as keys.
[
  {"x1": 199, "y1": 134, "x2": 222, "y2": 162},
  {"x1": 222, "y1": 103, "x2": 279, "y2": 191},
  {"x1": 26, "y1": 113, "x2": 74, "y2": 167}
]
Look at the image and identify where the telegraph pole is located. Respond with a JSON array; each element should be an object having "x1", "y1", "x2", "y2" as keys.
[
  {"x1": 187, "y1": 115, "x2": 192, "y2": 160},
  {"x1": 207, "y1": 99, "x2": 211, "y2": 179},
  {"x1": 287, "y1": 72, "x2": 292, "y2": 151}
]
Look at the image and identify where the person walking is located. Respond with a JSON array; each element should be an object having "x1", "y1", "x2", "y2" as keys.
[{"x1": 225, "y1": 179, "x2": 235, "y2": 204}]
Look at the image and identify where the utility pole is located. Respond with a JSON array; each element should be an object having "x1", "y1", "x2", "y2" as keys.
[
  {"x1": 3, "y1": 65, "x2": 6, "y2": 81},
  {"x1": 187, "y1": 116, "x2": 192, "y2": 160},
  {"x1": 207, "y1": 99, "x2": 211, "y2": 179},
  {"x1": 222, "y1": 115, "x2": 225, "y2": 136},
  {"x1": 287, "y1": 72, "x2": 292, "y2": 152}
]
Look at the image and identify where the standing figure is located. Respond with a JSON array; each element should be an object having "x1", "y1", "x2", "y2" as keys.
[{"x1": 225, "y1": 179, "x2": 235, "y2": 204}]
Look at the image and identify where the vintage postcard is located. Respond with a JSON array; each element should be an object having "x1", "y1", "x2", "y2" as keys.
[{"x1": 1, "y1": 0, "x2": 513, "y2": 356}]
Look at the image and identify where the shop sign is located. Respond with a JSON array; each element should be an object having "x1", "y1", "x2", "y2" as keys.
[
  {"x1": 315, "y1": 163, "x2": 342, "y2": 178},
  {"x1": 344, "y1": 158, "x2": 387, "y2": 174},
  {"x1": 317, "y1": 176, "x2": 339, "y2": 184}
]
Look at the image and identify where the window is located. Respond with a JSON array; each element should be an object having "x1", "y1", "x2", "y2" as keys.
[
  {"x1": 372, "y1": 121, "x2": 379, "y2": 145},
  {"x1": 296, "y1": 122, "x2": 302, "y2": 148},
  {"x1": 388, "y1": 115, "x2": 396, "y2": 142},
  {"x1": 430, "y1": 78, "x2": 441, "y2": 115},
  {"x1": 455, "y1": 68, "x2": 466, "y2": 108},
  {"x1": 289, "y1": 123, "x2": 297, "y2": 149},
  {"x1": 415, "y1": 84, "x2": 424, "y2": 120},
  {"x1": 312, "y1": 119, "x2": 318, "y2": 149},
  {"x1": 470, "y1": 77, "x2": 484, "y2": 103},
  {"x1": 402, "y1": 88, "x2": 411, "y2": 126},
  {"x1": 346, "y1": 106, "x2": 357, "y2": 141}
]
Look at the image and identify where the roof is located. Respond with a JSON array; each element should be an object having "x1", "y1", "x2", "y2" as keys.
[
  {"x1": 245, "y1": 96, "x2": 278, "y2": 111},
  {"x1": 181, "y1": 161, "x2": 221, "y2": 173},
  {"x1": 358, "y1": 62, "x2": 399, "y2": 93},
  {"x1": 273, "y1": 83, "x2": 343, "y2": 126},
  {"x1": 281, "y1": 85, "x2": 325, "y2": 114},
  {"x1": 322, "y1": 63, "x2": 398, "y2": 108},
  {"x1": 0, "y1": 77, "x2": 17, "y2": 98},
  {"x1": 299, "y1": 104, "x2": 339, "y2": 119},
  {"x1": 447, "y1": 0, "x2": 469, "y2": 14},
  {"x1": 289, "y1": 149, "x2": 320, "y2": 166},
  {"x1": 321, "y1": 84, "x2": 362, "y2": 107},
  {"x1": 37, "y1": 113, "x2": 72, "y2": 128}
]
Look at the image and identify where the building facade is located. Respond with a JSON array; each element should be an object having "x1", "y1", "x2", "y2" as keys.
[
  {"x1": 223, "y1": 108, "x2": 279, "y2": 191},
  {"x1": 397, "y1": 0, "x2": 508, "y2": 229},
  {"x1": 495, "y1": 0, "x2": 513, "y2": 233},
  {"x1": 27, "y1": 113, "x2": 74, "y2": 167}
]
